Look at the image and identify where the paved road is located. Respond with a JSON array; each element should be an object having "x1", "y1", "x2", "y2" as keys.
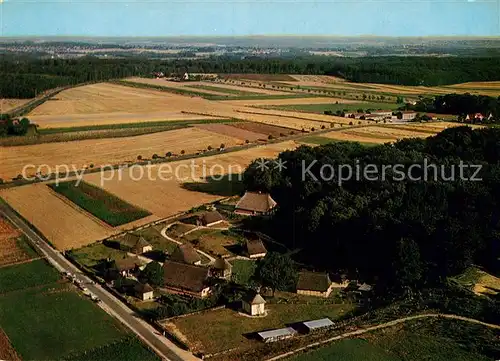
[{"x1": 0, "y1": 202, "x2": 198, "y2": 361}]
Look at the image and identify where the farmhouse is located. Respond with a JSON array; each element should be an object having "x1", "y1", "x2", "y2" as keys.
[
  {"x1": 245, "y1": 239, "x2": 267, "y2": 259},
  {"x1": 197, "y1": 211, "x2": 224, "y2": 227},
  {"x1": 257, "y1": 327, "x2": 297, "y2": 343},
  {"x1": 113, "y1": 257, "x2": 142, "y2": 278},
  {"x1": 296, "y1": 271, "x2": 334, "y2": 298},
  {"x1": 119, "y1": 233, "x2": 153, "y2": 254},
  {"x1": 235, "y1": 191, "x2": 277, "y2": 216},
  {"x1": 400, "y1": 111, "x2": 417, "y2": 122},
  {"x1": 301, "y1": 318, "x2": 334, "y2": 333},
  {"x1": 134, "y1": 282, "x2": 154, "y2": 301},
  {"x1": 242, "y1": 292, "x2": 266, "y2": 316},
  {"x1": 170, "y1": 243, "x2": 202, "y2": 265},
  {"x1": 211, "y1": 256, "x2": 232, "y2": 279},
  {"x1": 162, "y1": 260, "x2": 212, "y2": 298}
]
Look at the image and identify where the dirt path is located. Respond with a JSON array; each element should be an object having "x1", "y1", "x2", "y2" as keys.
[{"x1": 266, "y1": 313, "x2": 500, "y2": 361}]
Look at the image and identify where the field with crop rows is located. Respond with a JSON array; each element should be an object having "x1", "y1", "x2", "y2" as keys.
[
  {"x1": 0, "y1": 98, "x2": 31, "y2": 113},
  {"x1": 0, "y1": 218, "x2": 35, "y2": 267}
]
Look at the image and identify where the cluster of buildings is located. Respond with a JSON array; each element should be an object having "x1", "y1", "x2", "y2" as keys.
[{"x1": 344, "y1": 110, "x2": 417, "y2": 122}]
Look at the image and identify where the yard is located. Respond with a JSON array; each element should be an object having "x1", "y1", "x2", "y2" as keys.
[
  {"x1": 136, "y1": 225, "x2": 179, "y2": 255},
  {"x1": 230, "y1": 259, "x2": 257, "y2": 285},
  {"x1": 166, "y1": 299, "x2": 354, "y2": 354},
  {"x1": 48, "y1": 181, "x2": 152, "y2": 227},
  {"x1": 180, "y1": 228, "x2": 244, "y2": 257},
  {"x1": 68, "y1": 242, "x2": 130, "y2": 269}
]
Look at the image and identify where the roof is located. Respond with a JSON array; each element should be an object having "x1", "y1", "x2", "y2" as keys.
[
  {"x1": 296, "y1": 271, "x2": 331, "y2": 292},
  {"x1": 257, "y1": 327, "x2": 296, "y2": 340},
  {"x1": 114, "y1": 257, "x2": 141, "y2": 272},
  {"x1": 134, "y1": 282, "x2": 154, "y2": 294},
  {"x1": 243, "y1": 292, "x2": 266, "y2": 305},
  {"x1": 213, "y1": 256, "x2": 232, "y2": 271},
  {"x1": 162, "y1": 260, "x2": 210, "y2": 292},
  {"x1": 199, "y1": 211, "x2": 224, "y2": 225},
  {"x1": 235, "y1": 192, "x2": 277, "y2": 213},
  {"x1": 302, "y1": 318, "x2": 334, "y2": 330},
  {"x1": 246, "y1": 239, "x2": 267, "y2": 256},
  {"x1": 358, "y1": 283, "x2": 373, "y2": 292},
  {"x1": 170, "y1": 243, "x2": 201, "y2": 264},
  {"x1": 121, "y1": 233, "x2": 151, "y2": 251}
]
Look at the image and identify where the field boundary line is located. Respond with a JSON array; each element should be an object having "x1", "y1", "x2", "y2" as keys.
[
  {"x1": 0, "y1": 256, "x2": 42, "y2": 269},
  {"x1": 265, "y1": 313, "x2": 500, "y2": 361}
]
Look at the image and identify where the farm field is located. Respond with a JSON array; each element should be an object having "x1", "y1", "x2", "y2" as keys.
[
  {"x1": 194, "y1": 123, "x2": 266, "y2": 141},
  {"x1": 0, "y1": 328, "x2": 20, "y2": 361},
  {"x1": 123, "y1": 77, "x2": 235, "y2": 97},
  {"x1": 230, "y1": 122, "x2": 296, "y2": 137},
  {"x1": 49, "y1": 181, "x2": 152, "y2": 227},
  {"x1": 0, "y1": 127, "x2": 242, "y2": 180},
  {"x1": 191, "y1": 82, "x2": 292, "y2": 95},
  {"x1": 0, "y1": 217, "x2": 34, "y2": 267},
  {"x1": 1, "y1": 141, "x2": 298, "y2": 250},
  {"x1": 453, "y1": 266, "x2": 500, "y2": 297},
  {"x1": 0, "y1": 259, "x2": 60, "y2": 293},
  {"x1": 219, "y1": 74, "x2": 297, "y2": 81},
  {"x1": 0, "y1": 98, "x2": 30, "y2": 113},
  {"x1": 0, "y1": 184, "x2": 118, "y2": 250},
  {"x1": 163, "y1": 301, "x2": 353, "y2": 355},
  {"x1": 299, "y1": 135, "x2": 377, "y2": 147},
  {"x1": 222, "y1": 97, "x2": 360, "y2": 106},
  {"x1": 261, "y1": 102, "x2": 399, "y2": 114}
]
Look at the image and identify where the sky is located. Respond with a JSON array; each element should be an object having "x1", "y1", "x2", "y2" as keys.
[{"x1": 1, "y1": 0, "x2": 499, "y2": 37}]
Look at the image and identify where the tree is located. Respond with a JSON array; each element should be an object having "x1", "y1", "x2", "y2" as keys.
[
  {"x1": 220, "y1": 143, "x2": 225, "y2": 149},
  {"x1": 165, "y1": 152, "x2": 172, "y2": 157},
  {"x1": 152, "y1": 154, "x2": 159, "y2": 159},
  {"x1": 180, "y1": 150, "x2": 185, "y2": 155},
  {"x1": 256, "y1": 252, "x2": 297, "y2": 296},
  {"x1": 207, "y1": 145, "x2": 213, "y2": 151},
  {"x1": 268, "y1": 134, "x2": 274, "y2": 140},
  {"x1": 140, "y1": 261, "x2": 163, "y2": 286},
  {"x1": 137, "y1": 155, "x2": 142, "y2": 160},
  {"x1": 245, "y1": 139, "x2": 250, "y2": 144}
]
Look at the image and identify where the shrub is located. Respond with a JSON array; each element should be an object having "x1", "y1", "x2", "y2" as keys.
[
  {"x1": 152, "y1": 154, "x2": 159, "y2": 159},
  {"x1": 180, "y1": 150, "x2": 185, "y2": 155},
  {"x1": 279, "y1": 133, "x2": 285, "y2": 137},
  {"x1": 137, "y1": 155, "x2": 142, "y2": 160},
  {"x1": 245, "y1": 139, "x2": 250, "y2": 144},
  {"x1": 349, "y1": 121, "x2": 353, "y2": 126},
  {"x1": 268, "y1": 134, "x2": 274, "y2": 140},
  {"x1": 311, "y1": 127, "x2": 315, "y2": 132},
  {"x1": 165, "y1": 152, "x2": 172, "y2": 157},
  {"x1": 89, "y1": 164, "x2": 94, "y2": 169},
  {"x1": 220, "y1": 143, "x2": 225, "y2": 149}
]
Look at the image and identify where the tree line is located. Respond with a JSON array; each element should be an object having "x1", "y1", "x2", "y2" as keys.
[
  {"x1": 242, "y1": 126, "x2": 500, "y2": 294},
  {"x1": 2, "y1": 55, "x2": 500, "y2": 98}
]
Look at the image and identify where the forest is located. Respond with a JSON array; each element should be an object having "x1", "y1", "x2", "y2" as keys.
[
  {"x1": 2, "y1": 55, "x2": 500, "y2": 98},
  {"x1": 243, "y1": 126, "x2": 500, "y2": 294}
]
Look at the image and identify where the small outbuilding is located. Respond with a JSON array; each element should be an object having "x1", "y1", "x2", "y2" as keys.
[
  {"x1": 113, "y1": 257, "x2": 142, "y2": 278},
  {"x1": 211, "y1": 256, "x2": 232, "y2": 279},
  {"x1": 296, "y1": 271, "x2": 334, "y2": 298},
  {"x1": 242, "y1": 292, "x2": 266, "y2": 316},
  {"x1": 245, "y1": 239, "x2": 267, "y2": 259},
  {"x1": 301, "y1": 318, "x2": 334, "y2": 333},
  {"x1": 134, "y1": 282, "x2": 154, "y2": 301},
  {"x1": 257, "y1": 327, "x2": 296, "y2": 343},
  {"x1": 197, "y1": 211, "x2": 224, "y2": 227},
  {"x1": 170, "y1": 243, "x2": 202, "y2": 265}
]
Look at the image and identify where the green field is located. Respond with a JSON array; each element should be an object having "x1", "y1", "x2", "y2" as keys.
[
  {"x1": 48, "y1": 181, "x2": 151, "y2": 226},
  {"x1": 68, "y1": 243, "x2": 129, "y2": 269},
  {"x1": 289, "y1": 319, "x2": 494, "y2": 361},
  {"x1": 63, "y1": 336, "x2": 160, "y2": 361},
  {"x1": 261, "y1": 102, "x2": 399, "y2": 114},
  {"x1": 0, "y1": 283, "x2": 127, "y2": 360},
  {"x1": 0, "y1": 259, "x2": 60, "y2": 293},
  {"x1": 289, "y1": 339, "x2": 398, "y2": 361}
]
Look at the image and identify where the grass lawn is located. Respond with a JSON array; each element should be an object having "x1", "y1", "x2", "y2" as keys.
[
  {"x1": 48, "y1": 181, "x2": 151, "y2": 227},
  {"x1": 68, "y1": 243, "x2": 129, "y2": 269},
  {"x1": 230, "y1": 259, "x2": 257, "y2": 285},
  {"x1": 452, "y1": 266, "x2": 500, "y2": 296},
  {"x1": 0, "y1": 259, "x2": 60, "y2": 293},
  {"x1": 0, "y1": 283, "x2": 127, "y2": 360},
  {"x1": 181, "y1": 228, "x2": 243, "y2": 257},
  {"x1": 63, "y1": 336, "x2": 160, "y2": 361},
  {"x1": 261, "y1": 102, "x2": 399, "y2": 114},
  {"x1": 299, "y1": 135, "x2": 378, "y2": 147},
  {"x1": 289, "y1": 339, "x2": 398, "y2": 361},
  {"x1": 169, "y1": 301, "x2": 354, "y2": 354},
  {"x1": 136, "y1": 226, "x2": 178, "y2": 254}
]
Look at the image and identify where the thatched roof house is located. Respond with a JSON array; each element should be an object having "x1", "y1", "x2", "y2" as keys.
[
  {"x1": 120, "y1": 233, "x2": 152, "y2": 254},
  {"x1": 246, "y1": 239, "x2": 267, "y2": 259},
  {"x1": 296, "y1": 271, "x2": 333, "y2": 297},
  {"x1": 170, "y1": 243, "x2": 201, "y2": 265},
  {"x1": 162, "y1": 260, "x2": 211, "y2": 298},
  {"x1": 235, "y1": 191, "x2": 277, "y2": 216},
  {"x1": 198, "y1": 211, "x2": 224, "y2": 227}
]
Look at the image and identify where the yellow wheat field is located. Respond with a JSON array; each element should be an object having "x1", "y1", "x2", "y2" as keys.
[
  {"x1": 0, "y1": 99, "x2": 31, "y2": 113},
  {"x1": 0, "y1": 127, "x2": 242, "y2": 180},
  {"x1": 221, "y1": 97, "x2": 360, "y2": 106}
]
